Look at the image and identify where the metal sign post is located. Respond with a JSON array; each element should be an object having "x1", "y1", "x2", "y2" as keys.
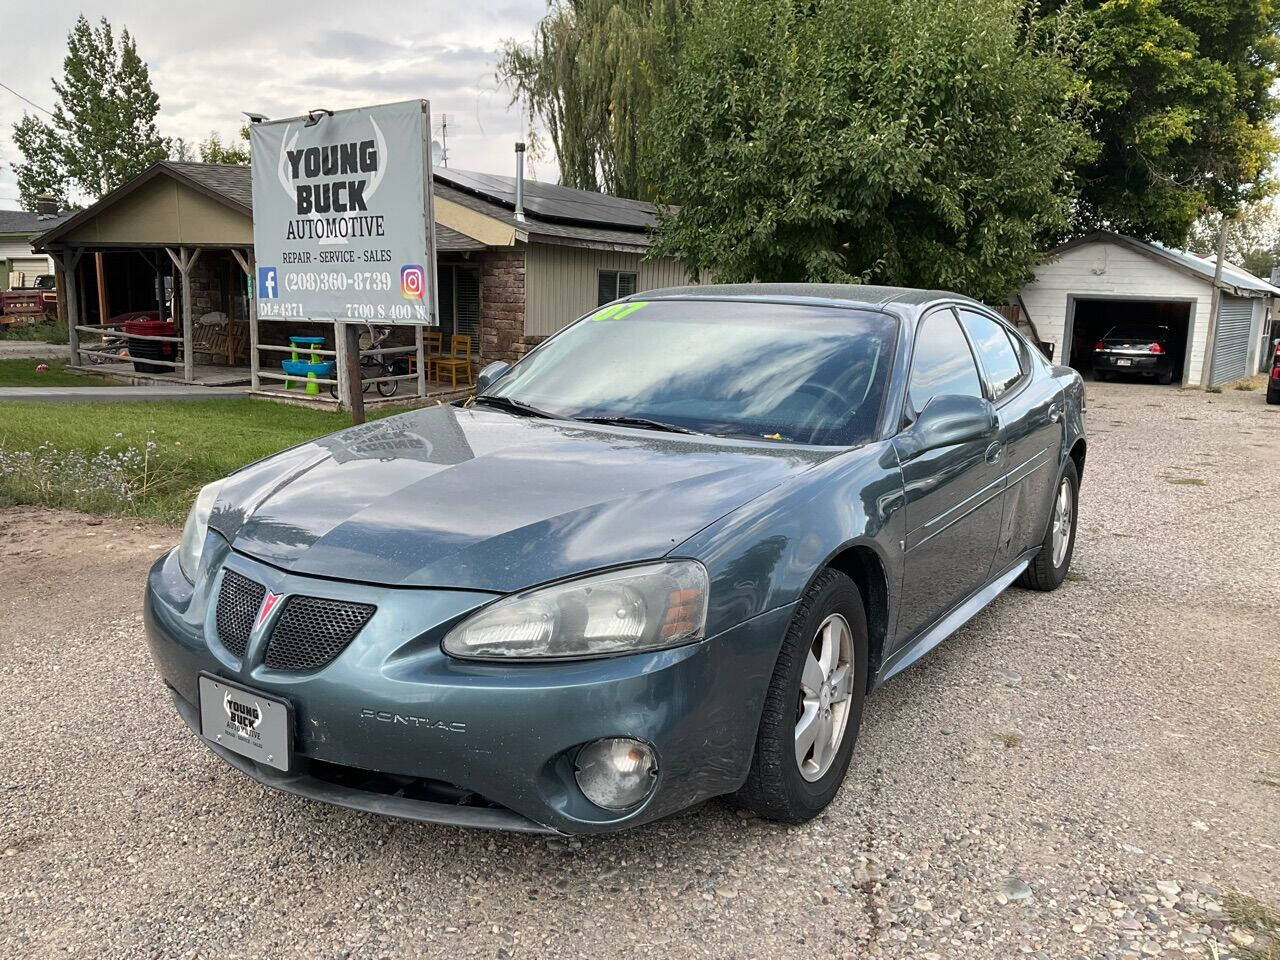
[{"x1": 248, "y1": 99, "x2": 439, "y2": 419}]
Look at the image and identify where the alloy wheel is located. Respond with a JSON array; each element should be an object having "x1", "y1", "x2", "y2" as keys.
[
  {"x1": 795, "y1": 613, "x2": 855, "y2": 782},
  {"x1": 1051, "y1": 477, "x2": 1073, "y2": 568}
]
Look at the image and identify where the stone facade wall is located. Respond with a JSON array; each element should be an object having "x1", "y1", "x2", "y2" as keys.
[
  {"x1": 478, "y1": 249, "x2": 526, "y2": 363},
  {"x1": 188, "y1": 253, "x2": 224, "y2": 318}
]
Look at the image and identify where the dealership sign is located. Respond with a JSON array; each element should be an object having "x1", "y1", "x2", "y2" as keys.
[{"x1": 249, "y1": 99, "x2": 438, "y2": 325}]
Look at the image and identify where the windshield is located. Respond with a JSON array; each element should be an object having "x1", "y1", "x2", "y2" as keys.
[{"x1": 487, "y1": 299, "x2": 899, "y2": 445}]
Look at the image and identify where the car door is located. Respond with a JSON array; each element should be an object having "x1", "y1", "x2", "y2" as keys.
[
  {"x1": 956, "y1": 308, "x2": 1064, "y2": 572},
  {"x1": 890, "y1": 307, "x2": 1004, "y2": 644}
]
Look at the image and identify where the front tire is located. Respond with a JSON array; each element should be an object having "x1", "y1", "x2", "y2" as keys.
[
  {"x1": 733, "y1": 569, "x2": 868, "y2": 823},
  {"x1": 1018, "y1": 459, "x2": 1079, "y2": 591}
]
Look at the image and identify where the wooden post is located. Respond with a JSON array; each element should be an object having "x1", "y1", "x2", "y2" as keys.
[
  {"x1": 342, "y1": 322, "x2": 366, "y2": 424},
  {"x1": 166, "y1": 246, "x2": 202, "y2": 382},
  {"x1": 94, "y1": 252, "x2": 109, "y2": 326},
  {"x1": 231, "y1": 248, "x2": 259, "y2": 391},
  {"x1": 335, "y1": 320, "x2": 351, "y2": 411},
  {"x1": 57, "y1": 249, "x2": 84, "y2": 366},
  {"x1": 414, "y1": 324, "x2": 427, "y2": 397}
]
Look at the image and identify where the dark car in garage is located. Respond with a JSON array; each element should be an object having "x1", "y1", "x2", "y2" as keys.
[
  {"x1": 1093, "y1": 322, "x2": 1177, "y2": 383},
  {"x1": 144, "y1": 284, "x2": 1087, "y2": 834}
]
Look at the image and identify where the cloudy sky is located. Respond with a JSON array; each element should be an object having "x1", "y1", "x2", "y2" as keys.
[{"x1": 0, "y1": 0, "x2": 549, "y2": 208}]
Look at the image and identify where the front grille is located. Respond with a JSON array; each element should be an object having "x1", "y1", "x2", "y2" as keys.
[
  {"x1": 264, "y1": 596, "x2": 376, "y2": 671},
  {"x1": 215, "y1": 569, "x2": 265, "y2": 657}
]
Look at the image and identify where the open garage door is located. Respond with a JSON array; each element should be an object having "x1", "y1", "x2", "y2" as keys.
[
  {"x1": 1209, "y1": 296, "x2": 1252, "y2": 387},
  {"x1": 1067, "y1": 298, "x2": 1192, "y2": 385}
]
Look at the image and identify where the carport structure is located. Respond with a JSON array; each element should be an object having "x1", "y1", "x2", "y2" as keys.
[
  {"x1": 1020, "y1": 230, "x2": 1280, "y2": 387},
  {"x1": 34, "y1": 162, "x2": 259, "y2": 385}
]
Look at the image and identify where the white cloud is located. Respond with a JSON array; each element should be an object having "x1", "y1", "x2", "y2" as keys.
[{"x1": 0, "y1": 0, "x2": 548, "y2": 208}]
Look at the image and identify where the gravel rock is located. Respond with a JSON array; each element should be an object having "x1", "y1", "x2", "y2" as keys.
[{"x1": 2, "y1": 381, "x2": 1278, "y2": 959}]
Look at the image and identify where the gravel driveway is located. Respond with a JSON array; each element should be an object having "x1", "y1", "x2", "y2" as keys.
[{"x1": 2, "y1": 381, "x2": 1278, "y2": 960}]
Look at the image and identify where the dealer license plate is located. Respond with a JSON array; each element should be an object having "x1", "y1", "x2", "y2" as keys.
[
  {"x1": 1115, "y1": 358, "x2": 1132, "y2": 366},
  {"x1": 198, "y1": 674, "x2": 292, "y2": 772}
]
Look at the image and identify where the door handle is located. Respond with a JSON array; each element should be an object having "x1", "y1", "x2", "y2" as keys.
[
  {"x1": 985, "y1": 441, "x2": 1002, "y2": 464},
  {"x1": 1048, "y1": 403, "x2": 1061, "y2": 423}
]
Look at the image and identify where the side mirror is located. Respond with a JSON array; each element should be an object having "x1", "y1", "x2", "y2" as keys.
[
  {"x1": 899, "y1": 394, "x2": 996, "y2": 461},
  {"x1": 474, "y1": 360, "x2": 511, "y2": 393}
]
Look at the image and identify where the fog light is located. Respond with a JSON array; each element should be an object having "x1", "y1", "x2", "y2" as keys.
[{"x1": 574, "y1": 738, "x2": 658, "y2": 810}]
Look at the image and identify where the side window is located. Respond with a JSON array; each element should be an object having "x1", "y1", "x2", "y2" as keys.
[
  {"x1": 959, "y1": 310, "x2": 1024, "y2": 399},
  {"x1": 908, "y1": 309, "x2": 984, "y2": 417}
]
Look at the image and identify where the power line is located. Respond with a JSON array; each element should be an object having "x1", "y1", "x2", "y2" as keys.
[{"x1": 0, "y1": 80, "x2": 53, "y2": 116}]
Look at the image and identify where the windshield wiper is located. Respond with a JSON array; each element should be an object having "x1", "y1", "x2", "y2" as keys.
[
  {"x1": 576, "y1": 415, "x2": 699, "y2": 435},
  {"x1": 470, "y1": 394, "x2": 558, "y2": 419}
]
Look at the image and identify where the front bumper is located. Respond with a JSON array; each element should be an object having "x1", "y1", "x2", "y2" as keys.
[{"x1": 144, "y1": 537, "x2": 791, "y2": 834}]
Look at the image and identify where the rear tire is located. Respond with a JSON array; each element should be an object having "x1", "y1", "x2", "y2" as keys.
[
  {"x1": 733, "y1": 569, "x2": 868, "y2": 823},
  {"x1": 1017, "y1": 459, "x2": 1079, "y2": 591},
  {"x1": 1094, "y1": 370, "x2": 1109, "y2": 382},
  {"x1": 1158, "y1": 367, "x2": 1174, "y2": 385}
]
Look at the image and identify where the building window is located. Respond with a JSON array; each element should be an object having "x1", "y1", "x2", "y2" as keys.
[
  {"x1": 438, "y1": 263, "x2": 481, "y2": 352},
  {"x1": 598, "y1": 270, "x2": 637, "y2": 306}
]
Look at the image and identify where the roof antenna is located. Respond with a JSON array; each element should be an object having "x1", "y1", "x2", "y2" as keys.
[{"x1": 514, "y1": 142, "x2": 527, "y2": 223}]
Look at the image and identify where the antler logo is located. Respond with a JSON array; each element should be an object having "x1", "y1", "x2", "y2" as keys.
[{"x1": 223, "y1": 692, "x2": 263, "y2": 734}]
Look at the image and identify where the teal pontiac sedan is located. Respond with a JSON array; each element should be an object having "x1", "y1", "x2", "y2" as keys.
[{"x1": 144, "y1": 284, "x2": 1086, "y2": 834}]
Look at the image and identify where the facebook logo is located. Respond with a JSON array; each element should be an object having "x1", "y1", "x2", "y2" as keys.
[{"x1": 258, "y1": 266, "x2": 279, "y2": 299}]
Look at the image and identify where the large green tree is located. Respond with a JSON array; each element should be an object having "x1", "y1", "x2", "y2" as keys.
[
  {"x1": 498, "y1": 0, "x2": 691, "y2": 199},
  {"x1": 12, "y1": 15, "x2": 169, "y2": 209},
  {"x1": 647, "y1": 0, "x2": 1091, "y2": 300},
  {"x1": 1060, "y1": 0, "x2": 1280, "y2": 244}
]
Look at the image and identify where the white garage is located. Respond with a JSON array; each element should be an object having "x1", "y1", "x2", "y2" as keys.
[{"x1": 1018, "y1": 230, "x2": 1278, "y2": 388}]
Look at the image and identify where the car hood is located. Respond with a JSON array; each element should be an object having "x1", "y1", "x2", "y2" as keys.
[{"x1": 209, "y1": 404, "x2": 837, "y2": 592}]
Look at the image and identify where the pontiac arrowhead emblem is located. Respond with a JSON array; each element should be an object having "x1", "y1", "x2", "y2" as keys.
[{"x1": 257, "y1": 591, "x2": 282, "y2": 627}]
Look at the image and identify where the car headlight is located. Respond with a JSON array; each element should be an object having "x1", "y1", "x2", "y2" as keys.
[
  {"x1": 177, "y1": 479, "x2": 224, "y2": 582},
  {"x1": 442, "y1": 561, "x2": 709, "y2": 660}
]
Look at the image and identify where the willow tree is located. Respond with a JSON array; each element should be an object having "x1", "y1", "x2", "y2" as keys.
[{"x1": 498, "y1": 0, "x2": 691, "y2": 200}]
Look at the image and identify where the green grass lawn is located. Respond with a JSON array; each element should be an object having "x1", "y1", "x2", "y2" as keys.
[
  {"x1": 0, "y1": 357, "x2": 125, "y2": 387},
  {"x1": 0, "y1": 321, "x2": 67, "y2": 343},
  {"x1": 0, "y1": 397, "x2": 392, "y2": 522}
]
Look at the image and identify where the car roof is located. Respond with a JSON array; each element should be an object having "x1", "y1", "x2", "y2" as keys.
[{"x1": 632, "y1": 282, "x2": 985, "y2": 312}]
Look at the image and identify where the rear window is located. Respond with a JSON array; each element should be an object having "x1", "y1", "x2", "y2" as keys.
[{"x1": 1104, "y1": 324, "x2": 1168, "y2": 341}]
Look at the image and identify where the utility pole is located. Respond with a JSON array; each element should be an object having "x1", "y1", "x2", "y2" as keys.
[{"x1": 1200, "y1": 216, "x2": 1230, "y2": 389}]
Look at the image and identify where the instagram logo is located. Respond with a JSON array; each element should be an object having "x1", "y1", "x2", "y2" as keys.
[{"x1": 400, "y1": 264, "x2": 425, "y2": 300}]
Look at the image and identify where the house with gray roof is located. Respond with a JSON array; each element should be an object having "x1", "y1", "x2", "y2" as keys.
[
  {"x1": 0, "y1": 202, "x2": 75, "y2": 292},
  {"x1": 34, "y1": 159, "x2": 686, "y2": 394}
]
